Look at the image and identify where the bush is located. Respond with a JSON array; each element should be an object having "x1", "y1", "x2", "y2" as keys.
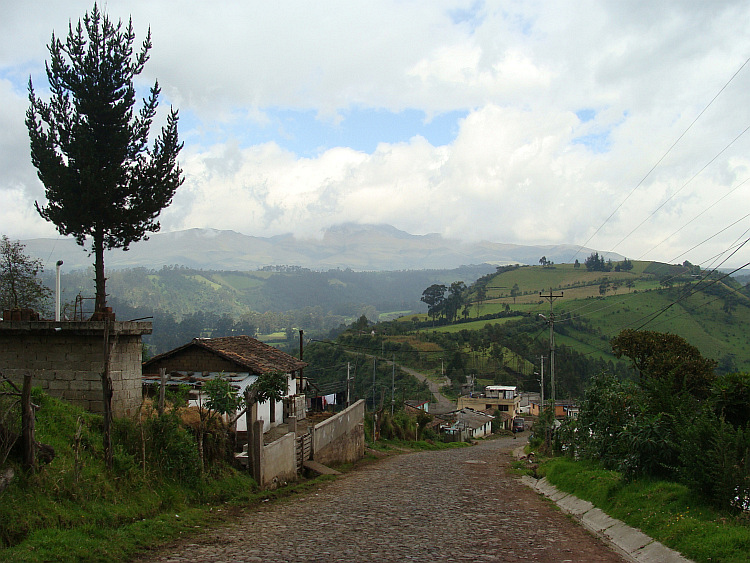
[
  {"x1": 113, "y1": 412, "x2": 201, "y2": 486},
  {"x1": 677, "y1": 409, "x2": 750, "y2": 510},
  {"x1": 618, "y1": 412, "x2": 677, "y2": 480}
]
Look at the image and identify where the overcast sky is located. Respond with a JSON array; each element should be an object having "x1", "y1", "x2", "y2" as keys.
[{"x1": 2, "y1": 1, "x2": 750, "y2": 269}]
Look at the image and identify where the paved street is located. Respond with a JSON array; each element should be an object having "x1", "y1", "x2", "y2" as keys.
[{"x1": 140, "y1": 436, "x2": 625, "y2": 562}]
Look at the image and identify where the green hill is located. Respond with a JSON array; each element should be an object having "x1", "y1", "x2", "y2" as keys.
[{"x1": 375, "y1": 260, "x2": 749, "y2": 399}]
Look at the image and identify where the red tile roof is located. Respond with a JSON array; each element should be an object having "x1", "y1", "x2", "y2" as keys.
[{"x1": 143, "y1": 335, "x2": 307, "y2": 375}]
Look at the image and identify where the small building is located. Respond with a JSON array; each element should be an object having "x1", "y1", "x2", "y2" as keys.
[
  {"x1": 0, "y1": 319, "x2": 151, "y2": 417},
  {"x1": 517, "y1": 392, "x2": 541, "y2": 415},
  {"x1": 142, "y1": 336, "x2": 307, "y2": 433},
  {"x1": 456, "y1": 385, "x2": 520, "y2": 430},
  {"x1": 441, "y1": 408, "x2": 494, "y2": 440},
  {"x1": 404, "y1": 399, "x2": 430, "y2": 413},
  {"x1": 529, "y1": 400, "x2": 578, "y2": 419}
]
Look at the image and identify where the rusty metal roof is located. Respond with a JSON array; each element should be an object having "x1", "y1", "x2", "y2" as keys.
[{"x1": 143, "y1": 335, "x2": 307, "y2": 375}]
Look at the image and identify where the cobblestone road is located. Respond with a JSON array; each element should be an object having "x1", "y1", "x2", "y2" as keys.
[{"x1": 141, "y1": 437, "x2": 625, "y2": 562}]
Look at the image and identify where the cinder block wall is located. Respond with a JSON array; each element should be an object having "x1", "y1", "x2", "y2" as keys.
[
  {"x1": 0, "y1": 321, "x2": 151, "y2": 418},
  {"x1": 312, "y1": 399, "x2": 366, "y2": 466}
]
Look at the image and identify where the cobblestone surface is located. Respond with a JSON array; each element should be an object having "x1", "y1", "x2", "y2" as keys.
[{"x1": 139, "y1": 437, "x2": 625, "y2": 562}]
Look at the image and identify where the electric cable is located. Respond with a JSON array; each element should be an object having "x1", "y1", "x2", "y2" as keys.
[{"x1": 568, "y1": 54, "x2": 750, "y2": 263}]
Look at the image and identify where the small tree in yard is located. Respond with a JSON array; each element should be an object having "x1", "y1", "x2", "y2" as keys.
[
  {"x1": 245, "y1": 372, "x2": 287, "y2": 407},
  {"x1": 27, "y1": 3, "x2": 183, "y2": 313},
  {"x1": 0, "y1": 236, "x2": 51, "y2": 313},
  {"x1": 197, "y1": 376, "x2": 245, "y2": 475}
]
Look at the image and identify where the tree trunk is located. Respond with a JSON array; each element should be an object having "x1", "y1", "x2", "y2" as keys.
[
  {"x1": 93, "y1": 231, "x2": 107, "y2": 313},
  {"x1": 197, "y1": 422, "x2": 205, "y2": 477}
]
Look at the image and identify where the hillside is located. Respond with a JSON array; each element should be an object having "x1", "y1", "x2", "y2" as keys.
[
  {"x1": 38, "y1": 254, "x2": 750, "y2": 378},
  {"x1": 476, "y1": 261, "x2": 750, "y2": 371},
  {"x1": 354, "y1": 260, "x2": 750, "y2": 401}
]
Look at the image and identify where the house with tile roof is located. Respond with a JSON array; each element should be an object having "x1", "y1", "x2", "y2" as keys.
[{"x1": 142, "y1": 335, "x2": 307, "y2": 433}]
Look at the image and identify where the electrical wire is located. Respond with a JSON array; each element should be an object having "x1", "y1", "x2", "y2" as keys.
[
  {"x1": 612, "y1": 124, "x2": 750, "y2": 253},
  {"x1": 568, "y1": 54, "x2": 750, "y2": 263}
]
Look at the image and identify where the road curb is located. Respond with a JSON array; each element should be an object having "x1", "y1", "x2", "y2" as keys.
[{"x1": 520, "y1": 475, "x2": 693, "y2": 563}]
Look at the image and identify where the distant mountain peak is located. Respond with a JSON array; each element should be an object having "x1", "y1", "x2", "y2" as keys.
[{"x1": 21, "y1": 225, "x2": 624, "y2": 272}]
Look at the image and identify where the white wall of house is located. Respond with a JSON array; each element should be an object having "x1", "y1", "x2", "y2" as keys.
[{"x1": 188, "y1": 372, "x2": 297, "y2": 433}]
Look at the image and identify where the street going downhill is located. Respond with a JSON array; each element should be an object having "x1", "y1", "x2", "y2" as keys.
[{"x1": 140, "y1": 436, "x2": 625, "y2": 562}]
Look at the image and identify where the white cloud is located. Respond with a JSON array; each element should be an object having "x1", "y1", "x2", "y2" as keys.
[{"x1": 2, "y1": 0, "x2": 750, "y2": 268}]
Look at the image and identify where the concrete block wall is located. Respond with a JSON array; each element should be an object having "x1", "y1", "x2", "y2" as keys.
[
  {"x1": 311, "y1": 399, "x2": 366, "y2": 466},
  {"x1": 261, "y1": 432, "x2": 297, "y2": 488},
  {"x1": 0, "y1": 321, "x2": 151, "y2": 418}
]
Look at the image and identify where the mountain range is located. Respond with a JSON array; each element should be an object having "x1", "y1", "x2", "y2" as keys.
[{"x1": 22, "y1": 224, "x2": 625, "y2": 272}]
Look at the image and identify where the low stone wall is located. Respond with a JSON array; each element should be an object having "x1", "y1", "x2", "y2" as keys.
[
  {"x1": 261, "y1": 431, "x2": 297, "y2": 488},
  {"x1": 0, "y1": 321, "x2": 151, "y2": 417},
  {"x1": 311, "y1": 399, "x2": 365, "y2": 466}
]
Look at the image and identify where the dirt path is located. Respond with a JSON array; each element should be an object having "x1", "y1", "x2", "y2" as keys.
[
  {"x1": 396, "y1": 363, "x2": 454, "y2": 412},
  {"x1": 137, "y1": 437, "x2": 625, "y2": 562}
]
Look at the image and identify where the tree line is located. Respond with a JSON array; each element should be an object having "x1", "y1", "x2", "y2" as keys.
[{"x1": 420, "y1": 281, "x2": 470, "y2": 323}]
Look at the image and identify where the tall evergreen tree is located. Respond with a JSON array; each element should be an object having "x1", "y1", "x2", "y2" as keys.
[{"x1": 27, "y1": 3, "x2": 183, "y2": 313}]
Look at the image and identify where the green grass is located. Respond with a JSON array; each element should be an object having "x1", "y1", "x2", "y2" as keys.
[
  {"x1": 540, "y1": 457, "x2": 750, "y2": 563},
  {"x1": 429, "y1": 316, "x2": 519, "y2": 332},
  {"x1": 211, "y1": 272, "x2": 267, "y2": 291},
  {"x1": 0, "y1": 391, "x2": 331, "y2": 562}
]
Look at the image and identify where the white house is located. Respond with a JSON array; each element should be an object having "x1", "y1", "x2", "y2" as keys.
[{"x1": 142, "y1": 335, "x2": 307, "y2": 433}]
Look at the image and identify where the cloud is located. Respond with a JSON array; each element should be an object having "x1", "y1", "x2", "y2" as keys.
[{"x1": 2, "y1": 1, "x2": 750, "y2": 268}]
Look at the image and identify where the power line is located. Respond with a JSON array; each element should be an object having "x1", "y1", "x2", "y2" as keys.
[
  {"x1": 569, "y1": 54, "x2": 750, "y2": 263},
  {"x1": 638, "y1": 177, "x2": 750, "y2": 260},
  {"x1": 612, "y1": 124, "x2": 750, "y2": 253}
]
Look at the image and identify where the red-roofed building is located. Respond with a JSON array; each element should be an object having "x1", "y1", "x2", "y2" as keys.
[{"x1": 142, "y1": 335, "x2": 307, "y2": 432}]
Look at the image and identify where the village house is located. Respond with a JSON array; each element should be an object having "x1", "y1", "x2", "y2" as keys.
[
  {"x1": 404, "y1": 399, "x2": 430, "y2": 413},
  {"x1": 441, "y1": 407, "x2": 494, "y2": 440},
  {"x1": 528, "y1": 399, "x2": 579, "y2": 419},
  {"x1": 456, "y1": 384, "x2": 521, "y2": 430},
  {"x1": 142, "y1": 335, "x2": 307, "y2": 434}
]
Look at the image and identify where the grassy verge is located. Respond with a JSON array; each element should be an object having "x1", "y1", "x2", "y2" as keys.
[
  {"x1": 0, "y1": 390, "x2": 332, "y2": 562},
  {"x1": 1, "y1": 475, "x2": 334, "y2": 563},
  {"x1": 537, "y1": 457, "x2": 750, "y2": 563}
]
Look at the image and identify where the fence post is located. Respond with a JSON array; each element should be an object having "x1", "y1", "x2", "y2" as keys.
[
  {"x1": 21, "y1": 374, "x2": 35, "y2": 473},
  {"x1": 158, "y1": 368, "x2": 166, "y2": 416},
  {"x1": 252, "y1": 419, "x2": 264, "y2": 486}
]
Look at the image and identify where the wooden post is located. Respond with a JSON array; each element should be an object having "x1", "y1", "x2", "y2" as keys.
[
  {"x1": 21, "y1": 374, "x2": 35, "y2": 473},
  {"x1": 244, "y1": 389, "x2": 256, "y2": 475},
  {"x1": 158, "y1": 368, "x2": 167, "y2": 416},
  {"x1": 102, "y1": 318, "x2": 114, "y2": 470},
  {"x1": 252, "y1": 419, "x2": 264, "y2": 486}
]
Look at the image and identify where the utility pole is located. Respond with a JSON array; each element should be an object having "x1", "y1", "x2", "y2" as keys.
[
  {"x1": 391, "y1": 354, "x2": 395, "y2": 416},
  {"x1": 372, "y1": 356, "x2": 376, "y2": 441},
  {"x1": 346, "y1": 362, "x2": 351, "y2": 407},
  {"x1": 298, "y1": 330, "x2": 304, "y2": 396},
  {"x1": 539, "y1": 355, "x2": 545, "y2": 408},
  {"x1": 539, "y1": 289, "x2": 563, "y2": 416}
]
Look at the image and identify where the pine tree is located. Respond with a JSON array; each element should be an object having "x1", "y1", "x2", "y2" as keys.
[{"x1": 27, "y1": 3, "x2": 183, "y2": 313}]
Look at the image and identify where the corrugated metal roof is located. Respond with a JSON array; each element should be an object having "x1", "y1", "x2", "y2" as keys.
[{"x1": 485, "y1": 385, "x2": 517, "y2": 391}]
